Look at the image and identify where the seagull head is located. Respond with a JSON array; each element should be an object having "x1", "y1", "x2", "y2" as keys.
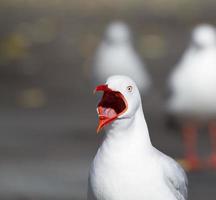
[
  {"x1": 192, "y1": 24, "x2": 216, "y2": 48},
  {"x1": 105, "y1": 21, "x2": 131, "y2": 44},
  {"x1": 94, "y1": 75, "x2": 141, "y2": 133}
]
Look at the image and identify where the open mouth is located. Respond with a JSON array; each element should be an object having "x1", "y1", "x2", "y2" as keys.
[{"x1": 95, "y1": 85, "x2": 128, "y2": 133}]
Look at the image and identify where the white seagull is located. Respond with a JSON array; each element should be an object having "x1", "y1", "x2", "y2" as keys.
[
  {"x1": 92, "y1": 21, "x2": 151, "y2": 93},
  {"x1": 167, "y1": 24, "x2": 216, "y2": 170},
  {"x1": 168, "y1": 24, "x2": 216, "y2": 116},
  {"x1": 88, "y1": 75, "x2": 188, "y2": 200}
]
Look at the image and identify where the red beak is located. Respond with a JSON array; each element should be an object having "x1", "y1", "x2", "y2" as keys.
[
  {"x1": 94, "y1": 84, "x2": 112, "y2": 93},
  {"x1": 94, "y1": 84, "x2": 128, "y2": 133}
]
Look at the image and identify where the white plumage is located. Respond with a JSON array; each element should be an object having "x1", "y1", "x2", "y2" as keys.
[
  {"x1": 88, "y1": 75, "x2": 187, "y2": 200},
  {"x1": 167, "y1": 24, "x2": 216, "y2": 118},
  {"x1": 92, "y1": 21, "x2": 151, "y2": 93}
]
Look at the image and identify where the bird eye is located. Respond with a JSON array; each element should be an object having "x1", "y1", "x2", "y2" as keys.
[{"x1": 127, "y1": 86, "x2": 133, "y2": 92}]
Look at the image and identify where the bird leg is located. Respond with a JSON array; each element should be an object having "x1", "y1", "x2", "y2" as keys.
[
  {"x1": 208, "y1": 121, "x2": 216, "y2": 169},
  {"x1": 182, "y1": 122, "x2": 200, "y2": 171}
]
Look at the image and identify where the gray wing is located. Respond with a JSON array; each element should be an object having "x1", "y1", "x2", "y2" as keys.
[{"x1": 155, "y1": 148, "x2": 188, "y2": 200}]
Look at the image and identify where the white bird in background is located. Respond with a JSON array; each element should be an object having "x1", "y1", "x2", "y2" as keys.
[
  {"x1": 92, "y1": 21, "x2": 151, "y2": 93},
  {"x1": 167, "y1": 24, "x2": 216, "y2": 170},
  {"x1": 88, "y1": 75, "x2": 187, "y2": 200}
]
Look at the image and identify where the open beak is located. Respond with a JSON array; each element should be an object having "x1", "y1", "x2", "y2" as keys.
[{"x1": 94, "y1": 84, "x2": 128, "y2": 133}]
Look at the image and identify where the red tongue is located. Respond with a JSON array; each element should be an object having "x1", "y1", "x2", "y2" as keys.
[{"x1": 97, "y1": 106, "x2": 118, "y2": 133}]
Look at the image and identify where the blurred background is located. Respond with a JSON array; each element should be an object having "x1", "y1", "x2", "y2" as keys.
[{"x1": 0, "y1": 0, "x2": 216, "y2": 199}]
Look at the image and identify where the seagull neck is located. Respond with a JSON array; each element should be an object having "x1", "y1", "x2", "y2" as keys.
[{"x1": 104, "y1": 106, "x2": 152, "y2": 148}]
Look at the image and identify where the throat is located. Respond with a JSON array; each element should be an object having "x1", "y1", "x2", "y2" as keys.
[{"x1": 102, "y1": 107, "x2": 152, "y2": 152}]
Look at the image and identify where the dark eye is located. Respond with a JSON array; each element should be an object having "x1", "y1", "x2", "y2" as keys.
[{"x1": 127, "y1": 86, "x2": 133, "y2": 92}]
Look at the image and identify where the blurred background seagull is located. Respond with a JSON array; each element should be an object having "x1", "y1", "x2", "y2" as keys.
[
  {"x1": 92, "y1": 21, "x2": 151, "y2": 93},
  {"x1": 166, "y1": 24, "x2": 216, "y2": 171},
  {"x1": 88, "y1": 75, "x2": 188, "y2": 200}
]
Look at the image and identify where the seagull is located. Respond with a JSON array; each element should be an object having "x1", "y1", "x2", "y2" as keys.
[
  {"x1": 92, "y1": 21, "x2": 151, "y2": 93},
  {"x1": 167, "y1": 24, "x2": 216, "y2": 170},
  {"x1": 88, "y1": 75, "x2": 188, "y2": 200}
]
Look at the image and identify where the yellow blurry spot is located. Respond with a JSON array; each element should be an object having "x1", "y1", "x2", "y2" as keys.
[
  {"x1": 0, "y1": 33, "x2": 27, "y2": 63},
  {"x1": 17, "y1": 88, "x2": 46, "y2": 109}
]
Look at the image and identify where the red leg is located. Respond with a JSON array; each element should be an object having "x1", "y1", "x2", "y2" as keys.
[
  {"x1": 208, "y1": 121, "x2": 216, "y2": 169},
  {"x1": 182, "y1": 122, "x2": 201, "y2": 171}
]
